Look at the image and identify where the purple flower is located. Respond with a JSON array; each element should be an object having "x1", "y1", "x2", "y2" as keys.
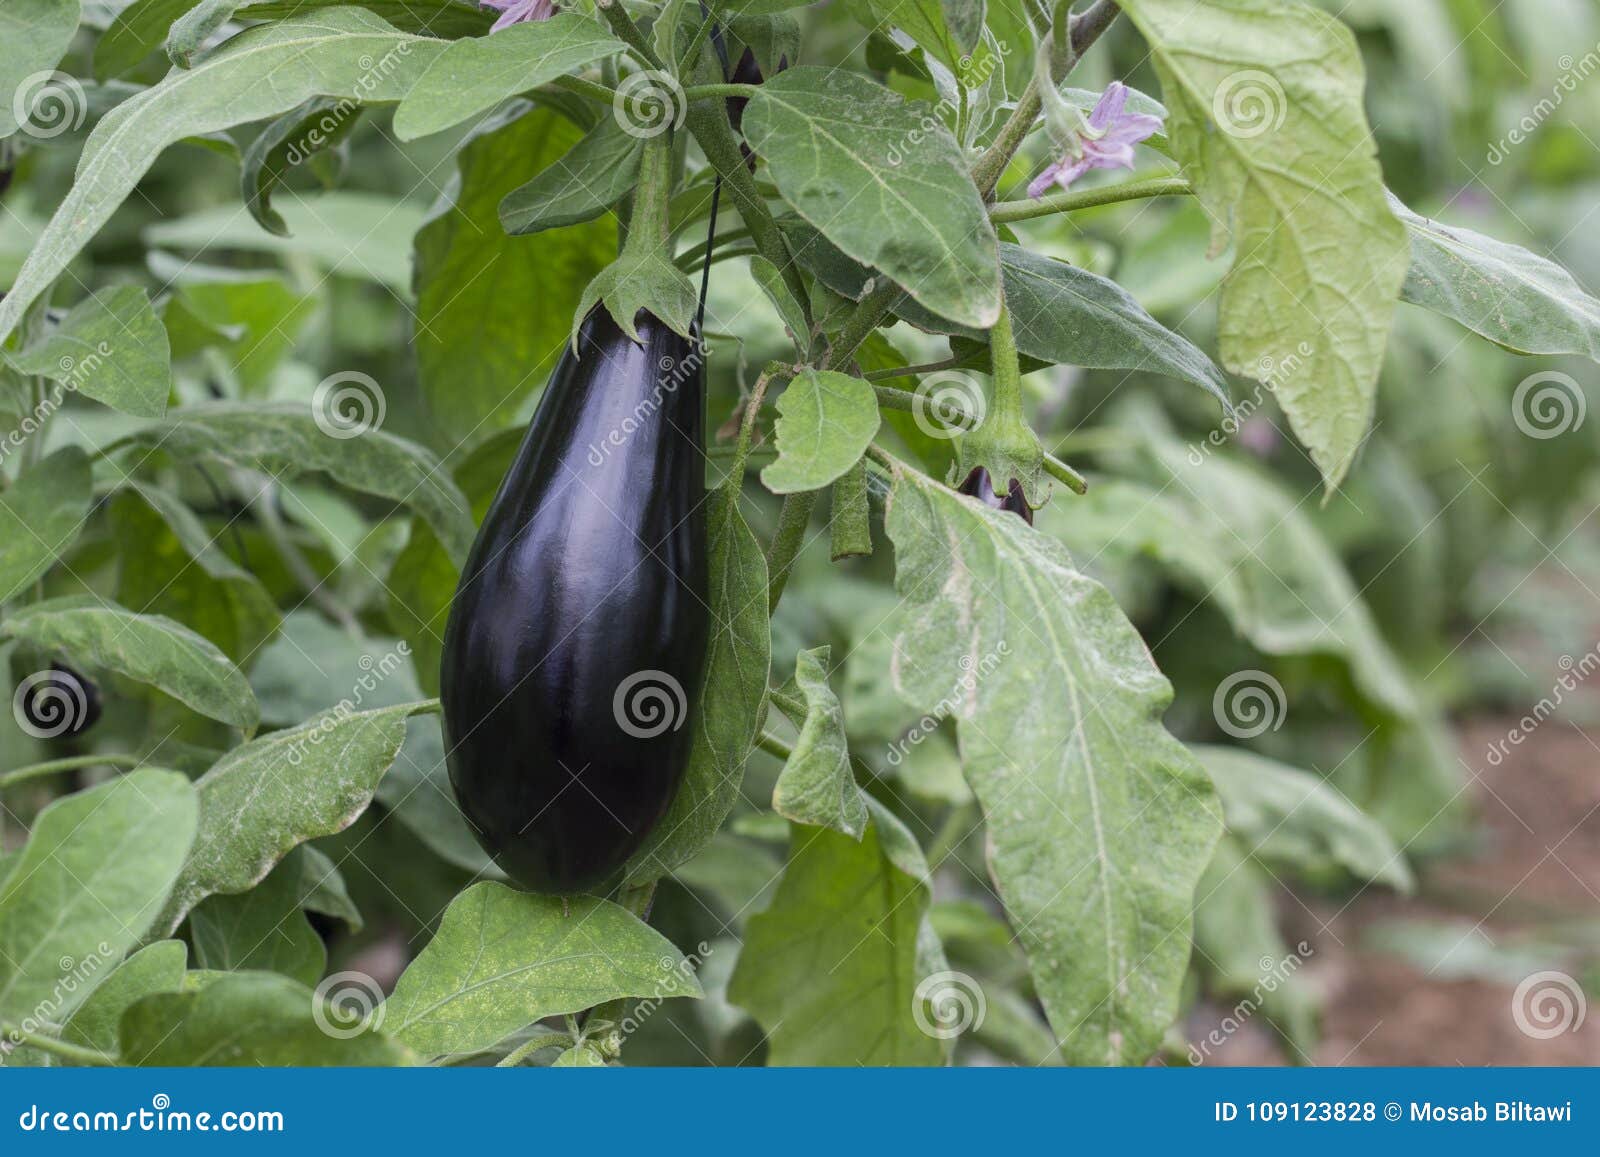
[
  {"x1": 482, "y1": 0, "x2": 555, "y2": 31},
  {"x1": 1027, "y1": 82, "x2": 1163, "y2": 198}
]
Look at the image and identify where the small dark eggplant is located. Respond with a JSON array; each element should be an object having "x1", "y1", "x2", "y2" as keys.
[
  {"x1": 958, "y1": 466, "x2": 1033, "y2": 525},
  {"x1": 440, "y1": 308, "x2": 710, "y2": 894},
  {"x1": 17, "y1": 664, "x2": 102, "y2": 740}
]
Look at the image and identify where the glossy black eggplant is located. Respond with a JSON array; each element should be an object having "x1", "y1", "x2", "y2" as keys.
[
  {"x1": 958, "y1": 466, "x2": 1033, "y2": 525},
  {"x1": 440, "y1": 308, "x2": 710, "y2": 894},
  {"x1": 18, "y1": 664, "x2": 102, "y2": 739}
]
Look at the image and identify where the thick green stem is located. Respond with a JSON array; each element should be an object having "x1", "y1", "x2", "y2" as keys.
[
  {"x1": 550, "y1": 74, "x2": 617, "y2": 105},
  {"x1": 683, "y1": 83, "x2": 762, "y2": 101},
  {"x1": 863, "y1": 357, "x2": 963, "y2": 382},
  {"x1": 0, "y1": 752, "x2": 142, "y2": 790},
  {"x1": 823, "y1": 280, "x2": 903, "y2": 372},
  {"x1": 755, "y1": 731, "x2": 794, "y2": 760},
  {"x1": 1, "y1": 1024, "x2": 116, "y2": 1066},
  {"x1": 988, "y1": 306, "x2": 1024, "y2": 421},
  {"x1": 625, "y1": 130, "x2": 675, "y2": 254},
  {"x1": 990, "y1": 175, "x2": 1190, "y2": 223},
  {"x1": 765, "y1": 490, "x2": 815, "y2": 613},
  {"x1": 495, "y1": 1031, "x2": 574, "y2": 1067}
]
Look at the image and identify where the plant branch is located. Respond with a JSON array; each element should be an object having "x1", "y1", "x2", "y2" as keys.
[
  {"x1": 494, "y1": 1031, "x2": 574, "y2": 1067},
  {"x1": 863, "y1": 357, "x2": 963, "y2": 382},
  {"x1": 683, "y1": 83, "x2": 762, "y2": 101},
  {"x1": 989, "y1": 174, "x2": 1190, "y2": 223},
  {"x1": 1, "y1": 1024, "x2": 116, "y2": 1066},
  {"x1": 0, "y1": 752, "x2": 143, "y2": 790},
  {"x1": 549, "y1": 74, "x2": 617, "y2": 105},
  {"x1": 755, "y1": 730, "x2": 794, "y2": 760}
]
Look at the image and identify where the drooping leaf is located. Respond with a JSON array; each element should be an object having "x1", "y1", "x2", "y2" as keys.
[
  {"x1": 761, "y1": 369, "x2": 880, "y2": 494},
  {"x1": 383, "y1": 883, "x2": 702, "y2": 1058},
  {"x1": 110, "y1": 403, "x2": 474, "y2": 567},
  {"x1": 500, "y1": 116, "x2": 644, "y2": 236},
  {"x1": 743, "y1": 67, "x2": 1001, "y2": 329},
  {"x1": 6, "y1": 286, "x2": 171, "y2": 418},
  {"x1": 0, "y1": 9, "x2": 445, "y2": 346},
  {"x1": 1394, "y1": 193, "x2": 1600, "y2": 360},
  {"x1": 189, "y1": 855, "x2": 328, "y2": 986},
  {"x1": 95, "y1": 0, "x2": 202, "y2": 79},
  {"x1": 237, "y1": 0, "x2": 492, "y2": 37},
  {"x1": 772, "y1": 647, "x2": 868, "y2": 839},
  {"x1": 152, "y1": 702, "x2": 421, "y2": 935},
  {"x1": 415, "y1": 103, "x2": 614, "y2": 439},
  {"x1": 1195, "y1": 744, "x2": 1412, "y2": 891},
  {"x1": 0, "y1": 0, "x2": 79, "y2": 137},
  {"x1": 0, "y1": 596, "x2": 259, "y2": 731},
  {"x1": 886, "y1": 463, "x2": 1223, "y2": 1065},
  {"x1": 0, "y1": 447, "x2": 91, "y2": 604},
  {"x1": 624, "y1": 487, "x2": 770, "y2": 884},
  {"x1": 0, "y1": 770, "x2": 198, "y2": 1027},
  {"x1": 241, "y1": 97, "x2": 365, "y2": 236},
  {"x1": 59, "y1": 941, "x2": 188, "y2": 1059},
  {"x1": 120, "y1": 972, "x2": 411, "y2": 1065},
  {"x1": 1116, "y1": 0, "x2": 1409, "y2": 490},
  {"x1": 749, "y1": 255, "x2": 810, "y2": 353},
  {"x1": 728, "y1": 802, "x2": 942, "y2": 1065},
  {"x1": 392, "y1": 14, "x2": 626, "y2": 141},
  {"x1": 167, "y1": 0, "x2": 241, "y2": 66},
  {"x1": 842, "y1": 0, "x2": 966, "y2": 75}
]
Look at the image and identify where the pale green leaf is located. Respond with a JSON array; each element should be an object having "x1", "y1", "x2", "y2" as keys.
[
  {"x1": 749, "y1": 255, "x2": 810, "y2": 352},
  {"x1": 0, "y1": 770, "x2": 199, "y2": 1026},
  {"x1": 500, "y1": 116, "x2": 643, "y2": 236},
  {"x1": 188, "y1": 855, "x2": 328, "y2": 987},
  {"x1": 761, "y1": 369, "x2": 880, "y2": 494},
  {"x1": 728, "y1": 801, "x2": 942, "y2": 1065},
  {"x1": 384, "y1": 883, "x2": 702, "y2": 1058},
  {"x1": 167, "y1": 0, "x2": 240, "y2": 66},
  {"x1": 772, "y1": 647, "x2": 868, "y2": 839},
  {"x1": 240, "y1": 98, "x2": 366, "y2": 237},
  {"x1": 886, "y1": 464, "x2": 1223, "y2": 1065},
  {"x1": 0, "y1": 0, "x2": 79, "y2": 137},
  {"x1": 377, "y1": 717, "x2": 502, "y2": 876},
  {"x1": 236, "y1": 0, "x2": 492, "y2": 37},
  {"x1": 0, "y1": 9, "x2": 444, "y2": 345},
  {"x1": 120, "y1": 972, "x2": 410, "y2": 1065},
  {"x1": 60, "y1": 941, "x2": 187, "y2": 1059},
  {"x1": 743, "y1": 67, "x2": 1001, "y2": 329},
  {"x1": 153, "y1": 702, "x2": 421, "y2": 935},
  {"x1": 1117, "y1": 0, "x2": 1409, "y2": 490},
  {"x1": 392, "y1": 15, "x2": 626, "y2": 141},
  {"x1": 0, "y1": 447, "x2": 91, "y2": 604},
  {"x1": 6, "y1": 286, "x2": 171, "y2": 418},
  {"x1": 1195, "y1": 744, "x2": 1412, "y2": 891},
  {"x1": 843, "y1": 0, "x2": 964, "y2": 74},
  {"x1": 248, "y1": 610, "x2": 420, "y2": 728},
  {"x1": 95, "y1": 0, "x2": 202, "y2": 79},
  {"x1": 0, "y1": 596, "x2": 259, "y2": 730}
]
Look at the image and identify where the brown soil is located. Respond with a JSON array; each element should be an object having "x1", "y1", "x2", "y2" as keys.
[{"x1": 1193, "y1": 717, "x2": 1600, "y2": 1066}]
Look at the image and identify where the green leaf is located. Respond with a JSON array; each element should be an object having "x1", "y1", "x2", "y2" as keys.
[
  {"x1": 6, "y1": 286, "x2": 171, "y2": 418},
  {"x1": 158, "y1": 267, "x2": 319, "y2": 390},
  {"x1": 152, "y1": 702, "x2": 421, "y2": 936},
  {"x1": 842, "y1": 0, "x2": 965, "y2": 73},
  {"x1": 120, "y1": 972, "x2": 411, "y2": 1065},
  {"x1": 167, "y1": 0, "x2": 240, "y2": 66},
  {"x1": 761, "y1": 369, "x2": 880, "y2": 494},
  {"x1": 383, "y1": 883, "x2": 703, "y2": 1058},
  {"x1": 95, "y1": 0, "x2": 204, "y2": 79},
  {"x1": 1194, "y1": 744, "x2": 1412, "y2": 891},
  {"x1": 109, "y1": 485, "x2": 281, "y2": 665},
  {"x1": 241, "y1": 98, "x2": 365, "y2": 237},
  {"x1": 1394, "y1": 193, "x2": 1600, "y2": 359},
  {"x1": 188, "y1": 856, "x2": 327, "y2": 987},
  {"x1": 1, "y1": 596, "x2": 259, "y2": 731},
  {"x1": 392, "y1": 15, "x2": 626, "y2": 141},
  {"x1": 377, "y1": 717, "x2": 501, "y2": 875},
  {"x1": 248, "y1": 611, "x2": 420, "y2": 728},
  {"x1": 576, "y1": 246, "x2": 700, "y2": 343},
  {"x1": 885, "y1": 463, "x2": 1223, "y2": 1065},
  {"x1": 772, "y1": 647, "x2": 868, "y2": 839},
  {"x1": 624, "y1": 488, "x2": 770, "y2": 884},
  {"x1": 0, "y1": 0, "x2": 79, "y2": 137},
  {"x1": 415, "y1": 104, "x2": 614, "y2": 439},
  {"x1": 110, "y1": 403, "x2": 475, "y2": 567},
  {"x1": 0, "y1": 770, "x2": 199, "y2": 1026},
  {"x1": 500, "y1": 116, "x2": 644, "y2": 236},
  {"x1": 1116, "y1": 0, "x2": 1409, "y2": 490},
  {"x1": 237, "y1": 0, "x2": 492, "y2": 37},
  {"x1": 743, "y1": 67, "x2": 1001, "y2": 329},
  {"x1": 728, "y1": 802, "x2": 942, "y2": 1065},
  {"x1": 282, "y1": 845, "x2": 363, "y2": 932},
  {"x1": 59, "y1": 941, "x2": 187, "y2": 1059},
  {"x1": 0, "y1": 8, "x2": 444, "y2": 346},
  {"x1": 749, "y1": 255, "x2": 810, "y2": 352},
  {"x1": 0, "y1": 447, "x2": 91, "y2": 604}
]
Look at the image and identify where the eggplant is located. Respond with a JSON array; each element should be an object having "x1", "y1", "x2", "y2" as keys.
[
  {"x1": 16, "y1": 664, "x2": 102, "y2": 740},
  {"x1": 440, "y1": 307, "x2": 710, "y2": 894},
  {"x1": 958, "y1": 466, "x2": 1033, "y2": 525}
]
